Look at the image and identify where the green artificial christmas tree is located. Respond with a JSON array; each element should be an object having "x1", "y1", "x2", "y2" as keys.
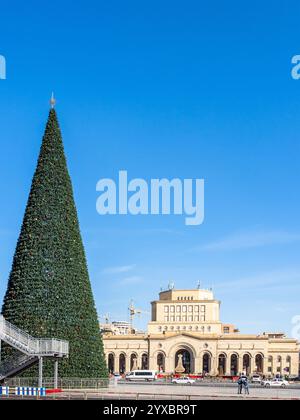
[{"x1": 1, "y1": 103, "x2": 107, "y2": 378}]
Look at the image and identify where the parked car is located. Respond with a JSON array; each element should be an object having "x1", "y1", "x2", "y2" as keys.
[
  {"x1": 251, "y1": 374, "x2": 262, "y2": 383},
  {"x1": 113, "y1": 373, "x2": 122, "y2": 381},
  {"x1": 288, "y1": 376, "x2": 300, "y2": 382},
  {"x1": 261, "y1": 378, "x2": 289, "y2": 388},
  {"x1": 172, "y1": 377, "x2": 195, "y2": 385}
]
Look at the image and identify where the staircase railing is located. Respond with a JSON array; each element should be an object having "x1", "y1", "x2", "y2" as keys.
[
  {"x1": 0, "y1": 315, "x2": 69, "y2": 357},
  {"x1": 0, "y1": 353, "x2": 37, "y2": 379}
]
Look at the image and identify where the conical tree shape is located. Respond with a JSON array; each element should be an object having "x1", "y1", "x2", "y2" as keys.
[{"x1": 1, "y1": 109, "x2": 107, "y2": 378}]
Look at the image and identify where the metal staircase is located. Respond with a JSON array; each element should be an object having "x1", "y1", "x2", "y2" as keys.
[
  {"x1": 0, "y1": 353, "x2": 38, "y2": 380},
  {"x1": 0, "y1": 314, "x2": 69, "y2": 381}
]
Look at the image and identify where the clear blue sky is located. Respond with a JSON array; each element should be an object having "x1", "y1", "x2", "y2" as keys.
[{"x1": 0, "y1": 0, "x2": 299, "y2": 335}]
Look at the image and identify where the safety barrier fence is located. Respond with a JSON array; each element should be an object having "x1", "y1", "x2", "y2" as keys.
[
  {"x1": 3, "y1": 377, "x2": 113, "y2": 389},
  {"x1": 0, "y1": 386, "x2": 46, "y2": 396}
]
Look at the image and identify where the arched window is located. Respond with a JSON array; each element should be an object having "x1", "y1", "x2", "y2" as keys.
[
  {"x1": 203, "y1": 353, "x2": 211, "y2": 374},
  {"x1": 243, "y1": 354, "x2": 250, "y2": 375},
  {"x1": 230, "y1": 354, "x2": 238, "y2": 376},
  {"x1": 175, "y1": 349, "x2": 192, "y2": 374},
  {"x1": 119, "y1": 354, "x2": 126, "y2": 374},
  {"x1": 108, "y1": 353, "x2": 115, "y2": 374},
  {"x1": 141, "y1": 353, "x2": 148, "y2": 370},
  {"x1": 285, "y1": 355, "x2": 291, "y2": 373},
  {"x1": 157, "y1": 353, "x2": 165, "y2": 372},
  {"x1": 255, "y1": 354, "x2": 264, "y2": 373},
  {"x1": 218, "y1": 354, "x2": 226, "y2": 376},
  {"x1": 130, "y1": 354, "x2": 138, "y2": 370}
]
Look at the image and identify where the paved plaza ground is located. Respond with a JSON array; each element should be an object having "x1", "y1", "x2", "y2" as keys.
[
  {"x1": 2, "y1": 382, "x2": 299, "y2": 400},
  {"x1": 97, "y1": 382, "x2": 300, "y2": 400}
]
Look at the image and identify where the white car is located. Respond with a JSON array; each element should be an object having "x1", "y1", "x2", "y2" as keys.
[
  {"x1": 261, "y1": 378, "x2": 289, "y2": 388},
  {"x1": 172, "y1": 377, "x2": 195, "y2": 385},
  {"x1": 251, "y1": 374, "x2": 262, "y2": 383}
]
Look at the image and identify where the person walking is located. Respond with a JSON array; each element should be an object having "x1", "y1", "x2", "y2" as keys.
[
  {"x1": 237, "y1": 376, "x2": 243, "y2": 395},
  {"x1": 242, "y1": 375, "x2": 250, "y2": 395}
]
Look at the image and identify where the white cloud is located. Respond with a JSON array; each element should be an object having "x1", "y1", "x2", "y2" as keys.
[
  {"x1": 195, "y1": 230, "x2": 300, "y2": 252},
  {"x1": 216, "y1": 268, "x2": 300, "y2": 292},
  {"x1": 118, "y1": 276, "x2": 143, "y2": 286},
  {"x1": 102, "y1": 264, "x2": 136, "y2": 274}
]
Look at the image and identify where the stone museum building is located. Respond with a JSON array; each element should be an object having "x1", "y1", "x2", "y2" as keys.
[{"x1": 101, "y1": 287, "x2": 299, "y2": 377}]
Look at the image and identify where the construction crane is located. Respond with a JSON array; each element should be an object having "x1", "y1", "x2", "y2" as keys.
[
  {"x1": 99, "y1": 313, "x2": 110, "y2": 324},
  {"x1": 128, "y1": 300, "x2": 149, "y2": 333}
]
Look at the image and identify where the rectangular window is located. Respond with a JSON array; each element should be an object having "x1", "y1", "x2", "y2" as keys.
[
  {"x1": 188, "y1": 316, "x2": 193, "y2": 322},
  {"x1": 176, "y1": 316, "x2": 181, "y2": 321},
  {"x1": 164, "y1": 306, "x2": 169, "y2": 313},
  {"x1": 182, "y1": 316, "x2": 187, "y2": 322},
  {"x1": 201, "y1": 315, "x2": 205, "y2": 322},
  {"x1": 170, "y1": 306, "x2": 175, "y2": 313},
  {"x1": 176, "y1": 306, "x2": 181, "y2": 312},
  {"x1": 170, "y1": 316, "x2": 175, "y2": 322},
  {"x1": 195, "y1": 316, "x2": 199, "y2": 322},
  {"x1": 182, "y1": 306, "x2": 187, "y2": 312},
  {"x1": 194, "y1": 306, "x2": 199, "y2": 312},
  {"x1": 201, "y1": 305, "x2": 205, "y2": 312},
  {"x1": 164, "y1": 316, "x2": 169, "y2": 322},
  {"x1": 188, "y1": 306, "x2": 193, "y2": 312}
]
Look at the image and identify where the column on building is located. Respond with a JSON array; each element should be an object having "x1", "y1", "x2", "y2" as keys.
[
  {"x1": 210, "y1": 356, "x2": 218, "y2": 376},
  {"x1": 280, "y1": 355, "x2": 284, "y2": 376},
  {"x1": 105, "y1": 353, "x2": 109, "y2": 369},
  {"x1": 238, "y1": 354, "x2": 243, "y2": 375},
  {"x1": 115, "y1": 352, "x2": 123, "y2": 374},
  {"x1": 126, "y1": 353, "x2": 131, "y2": 372},
  {"x1": 149, "y1": 355, "x2": 156, "y2": 371},
  {"x1": 250, "y1": 355, "x2": 256, "y2": 374},
  {"x1": 164, "y1": 354, "x2": 172, "y2": 373},
  {"x1": 225, "y1": 356, "x2": 231, "y2": 377},
  {"x1": 263, "y1": 356, "x2": 269, "y2": 377},
  {"x1": 290, "y1": 354, "x2": 297, "y2": 376},
  {"x1": 195, "y1": 355, "x2": 202, "y2": 374}
]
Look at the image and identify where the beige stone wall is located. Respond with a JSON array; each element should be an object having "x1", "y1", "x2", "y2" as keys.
[
  {"x1": 149, "y1": 288, "x2": 221, "y2": 335},
  {"x1": 158, "y1": 289, "x2": 214, "y2": 301},
  {"x1": 104, "y1": 336, "x2": 149, "y2": 372},
  {"x1": 103, "y1": 332, "x2": 299, "y2": 376}
]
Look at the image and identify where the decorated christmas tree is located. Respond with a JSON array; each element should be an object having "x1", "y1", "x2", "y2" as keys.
[{"x1": 1, "y1": 102, "x2": 107, "y2": 378}]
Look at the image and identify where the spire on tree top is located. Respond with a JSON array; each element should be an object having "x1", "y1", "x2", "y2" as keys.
[{"x1": 50, "y1": 92, "x2": 56, "y2": 109}]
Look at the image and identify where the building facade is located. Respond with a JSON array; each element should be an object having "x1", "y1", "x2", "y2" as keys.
[{"x1": 102, "y1": 288, "x2": 299, "y2": 377}]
